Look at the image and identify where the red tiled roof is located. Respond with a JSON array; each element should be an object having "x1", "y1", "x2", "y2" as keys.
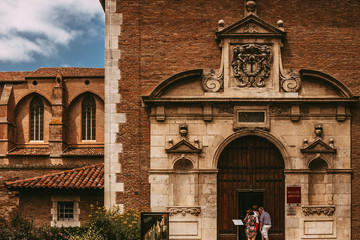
[
  {"x1": 5, "y1": 164, "x2": 104, "y2": 189},
  {"x1": 62, "y1": 147, "x2": 104, "y2": 156},
  {"x1": 27, "y1": 67, "x2": 104, "y2": 78},
  {"x1": 0, "y1": 71, "x2": 30, "y2": 82},
  {"x1": 7, "y1": 148, "x2": 50, "y2": 156},
  {"x1": 0, "y1": 68, "x2": 104, "y2": 83}
]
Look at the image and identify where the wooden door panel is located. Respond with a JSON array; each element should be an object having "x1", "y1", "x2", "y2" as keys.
[{"x1": 217, "y1": 136, "x2": 285, "y2": 240}]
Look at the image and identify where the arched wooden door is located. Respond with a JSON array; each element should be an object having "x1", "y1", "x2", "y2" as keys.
[{"x1": 217, "y1": 136, "x2": 285, "y2": 240}]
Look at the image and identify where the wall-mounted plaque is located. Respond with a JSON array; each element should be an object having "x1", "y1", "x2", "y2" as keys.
[{"x1": 287, "y1": 186, "x2": 301, "y2": 204}]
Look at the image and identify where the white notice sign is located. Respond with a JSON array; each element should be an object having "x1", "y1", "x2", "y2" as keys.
[{"x1": 232, "y1": 219, "x2": 244, "y2": 225}]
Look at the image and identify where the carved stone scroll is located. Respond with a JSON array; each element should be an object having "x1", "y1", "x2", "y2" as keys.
[
  {"x1": 168, "y1": 207, "x2": 201, "y2": 217},
  {"x1": 201, "y1": 69, "x2": 223, "y2": 92},
  {"x1": 231, "y1": 44, "x2": 272, "y2": 87},
  {"x1": 302, "y1": 206, "x2": 335, "y2": 216},
  {"x1": 280, "y1": 69, "x2": 302, "y2": 92}
]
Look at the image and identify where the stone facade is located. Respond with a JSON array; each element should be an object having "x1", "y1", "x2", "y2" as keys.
[
  {"x1": 104, "y1": 0, "x2": 359, "y2": 239},
  {"x1": 0, "y1": 68, "x2": 104, "y2": 226}
]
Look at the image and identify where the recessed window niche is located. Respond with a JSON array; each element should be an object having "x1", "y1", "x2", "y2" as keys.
[
  {"x1": 172, "y1": 158, "x2": 197, "y2": 206},
  {"x1": 308, "y1": 158, "x2": 333, "y2": 205}
]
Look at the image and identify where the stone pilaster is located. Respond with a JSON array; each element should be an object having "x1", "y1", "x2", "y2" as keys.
[
  {"x1": 0, "y1": 84, "x2": 15, "y2": 158},
  {"x1": 49, "y1": 72, "x2": 66, "y2": 160},
  {"x1": 104, "y1": 0, "x2": 125, "y2": 209}
]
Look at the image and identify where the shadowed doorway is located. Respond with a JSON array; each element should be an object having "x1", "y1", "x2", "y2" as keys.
[{"x1": 217, "y1": 135, "x2": 285, "y2": 240}]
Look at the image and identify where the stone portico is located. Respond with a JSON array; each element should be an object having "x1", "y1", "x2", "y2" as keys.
[{"x1": 141, "y1": 14, "x2": 355, "y2": 240}]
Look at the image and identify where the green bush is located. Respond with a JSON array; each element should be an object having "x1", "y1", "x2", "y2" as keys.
[
  {"x1": 0, "y1": 206, "x2": 141, "y2": 240},
  {"x1": 0, "y1": 212, "x2": 41, "y2": 240},
  {"x1": 87, "y1": 205, "x2": 141, "y2": 240}
]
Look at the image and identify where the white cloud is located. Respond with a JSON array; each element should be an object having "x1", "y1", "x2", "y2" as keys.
[{"x1": 0, "y1": 0, "x2": 104, "y2": 63}]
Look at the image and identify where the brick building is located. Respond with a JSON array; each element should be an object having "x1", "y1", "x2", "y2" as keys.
[
  {"x1": 0, "y1": 67, "x2": 104, "y2": 227},
  {"x1": 103, "y1": 0, "x2": 359, "y2": 239}
]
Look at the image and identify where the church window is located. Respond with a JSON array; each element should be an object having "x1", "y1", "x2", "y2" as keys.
[
  {"x1": 30, "y1": 96, "x2": 44, "y2": 141},
  {"x1": 82, "y1": 95, "x2": 96, "y2": 140}
]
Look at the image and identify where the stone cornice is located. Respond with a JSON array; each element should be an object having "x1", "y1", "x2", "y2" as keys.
[
  {"x1": 149, "y1": 169, "x2": 218, "y2": 174},
  {"x1": 284, "y1": 169, "x2": 352, "y2": 174},
  {"x1": 142, "y1": 97, "x2": 358, "y2": 105}
]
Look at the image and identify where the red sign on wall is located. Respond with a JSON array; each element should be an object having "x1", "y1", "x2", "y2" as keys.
[{"x1": 287, "y1": 186, "x2": 301, "y2": 204}]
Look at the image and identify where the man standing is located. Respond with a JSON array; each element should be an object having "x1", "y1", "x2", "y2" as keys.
[{"x1": 259, "y1": 207, "x2": 271, "y2": 240}]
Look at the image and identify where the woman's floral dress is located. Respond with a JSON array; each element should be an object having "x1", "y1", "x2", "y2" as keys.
[{"x1": 244, "y1": 215, "x2": 257, "y2": 238}]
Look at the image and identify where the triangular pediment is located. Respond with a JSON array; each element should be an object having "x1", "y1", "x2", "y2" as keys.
[
  {"x1": 216, "y1": 14, "x2": 286, "y2": 39},
  {"x1": 166, "y1": 139, "x2": 202, "y2": 153},
  {"x1": 301, "y1": 139, "x2": 336, "y2": 154}
]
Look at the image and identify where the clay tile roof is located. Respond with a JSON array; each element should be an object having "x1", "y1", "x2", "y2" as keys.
[
  {"x1": 7, "y1": 148, "x2": 50, "y2": 156},
  {"x1": 27, "y1": 67, "x2": 104, "y2": 78},
  {"x1": 61, "y1": 147, "x2": 104, "y2": 156},
  {"x1": 5, "y1": 164, "x2": 104, "y2": 190},
  {"x1": 0, "y1": 71, "x2": 31, "y2": 82}
]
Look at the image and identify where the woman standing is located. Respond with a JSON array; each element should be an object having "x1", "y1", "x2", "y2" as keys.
[{"x1": 244, "y1": 211, "x2": 257, "y2": 240}]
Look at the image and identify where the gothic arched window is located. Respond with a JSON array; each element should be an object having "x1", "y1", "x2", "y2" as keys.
[
  {"x1": 82, "y1": 95, "x2": 96, "y2": 140},
  {"x1": 30, "y1": 96, "x2": 44, "y2": 141}
]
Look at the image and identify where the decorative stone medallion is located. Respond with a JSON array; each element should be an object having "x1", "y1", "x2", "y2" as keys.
[{"x1": 231, "y1": 44, "x2": 272, "y2": 87}]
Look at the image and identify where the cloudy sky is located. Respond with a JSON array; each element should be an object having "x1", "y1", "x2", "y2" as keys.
[{"x1": 0, "y1": 0, "x2": 104, "y2": 72}]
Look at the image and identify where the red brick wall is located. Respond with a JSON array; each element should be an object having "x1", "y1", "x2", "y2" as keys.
[
  {"x1": 0, "y1": 72, "x2": 104, "y2": 222},
  {"x1": 18, "y1": 190, "x2": 103, "y2": 226},
  {"x1": 115, "y1": 0, "x2": 360, "y2": 235}
]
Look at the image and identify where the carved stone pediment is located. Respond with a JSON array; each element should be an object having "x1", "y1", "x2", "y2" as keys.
[
  {"x1": 166, "y1": 139, "x2": 202, "y2": 153},
  {"x1": 216, "y1": 14, "x2": 286, "y2": 40},
  {"x1": 301, "y1": 139, "x2": 336, "y2": 154},
  {"x1": 302, "y1": 206, "x2": 335, "y2": 216}
]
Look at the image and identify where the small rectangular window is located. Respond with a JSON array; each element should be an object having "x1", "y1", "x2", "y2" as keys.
[
  {"x1": 233, "y1": 107, "x2": 269, "y2": 130},
  {"x1": 58, "y1": 202, "x2": 74, "y2": 221},
  {"x1": 238, "y1": 111, "x2": 265, "y2": 122}
]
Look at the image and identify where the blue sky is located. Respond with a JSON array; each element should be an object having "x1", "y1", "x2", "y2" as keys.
[{"x1": 0, "y1": 0, "x2": 104, "y2": 72}]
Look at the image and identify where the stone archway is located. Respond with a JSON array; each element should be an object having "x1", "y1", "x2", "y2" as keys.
[{"x1": 217, "y1": 135, "x2": 285, "y2": 240}]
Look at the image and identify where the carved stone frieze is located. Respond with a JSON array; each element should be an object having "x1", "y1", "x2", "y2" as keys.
[
  {"x1": 302, "y1": 206, "x2": 335, "y2": 216},
  {"x1": 217, "y1": 105, "x2": 234, "y2": 114},
  {"x1": 201, "y1": 69, "x2": 223, "y2": 92},
  {"x1": 233, "y1": 126, "x2": 269, "y2": 132},
  {"x1": 280, "y1": 69, "x2": 302, "y2": 92},
  {"x1": 168, "y1": 207, "x2": 201, "y2": 217},
  {"x1": 244, "y1": 23, "x2": 258, "y2": 33},
  {"x1": 231, "y1": 44, "x2": 272, "y2": 87},
  {"x1": 269, "y1": 104, "x2": 290, "y2": 116}
]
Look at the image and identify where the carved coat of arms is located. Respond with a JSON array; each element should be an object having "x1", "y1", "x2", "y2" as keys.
[{"x1": 231, "y1": 44, "x2": 272, "y2": 87}]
